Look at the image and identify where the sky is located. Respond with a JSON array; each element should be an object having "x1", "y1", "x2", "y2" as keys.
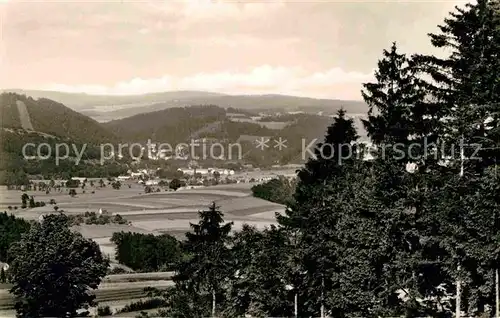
[{"x1": 0, "y1": 0, "x2": 467, "y2": 100}]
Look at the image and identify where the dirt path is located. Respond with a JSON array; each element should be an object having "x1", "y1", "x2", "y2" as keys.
[{"x1": 15, "y1": 100, "x2": 34, "y2": 131}]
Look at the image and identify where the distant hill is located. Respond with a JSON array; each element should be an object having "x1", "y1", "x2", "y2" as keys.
[
  {"x1": 104, "y1": 105, "x2": 227, "y2": 143},
  {"x1": 1, "y1": 90, "x2": 368, "y2": 122},
  {"x1": 0, "y1": 92, "x2": 118, "y2": 144},
  {"x1": 88, "y1": 94, "x2": 368, "y2": 122},
  {"x1": 1, "y1": 89, "x2": 227, "y2": 111},
  {"x1": 103, "y1": 104, "x2": 368, "y2": 167}
]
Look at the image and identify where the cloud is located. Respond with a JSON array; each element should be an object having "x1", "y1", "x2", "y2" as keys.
[
  {"x1": 45, "y1": 65, "x2": 374, "y2": 100},
  {"x1": 148, "y1": 0, "x2": 284, "y2": 22},
  {"x1": 2, "y1": 0, "x2": 463, "y2": 98}
]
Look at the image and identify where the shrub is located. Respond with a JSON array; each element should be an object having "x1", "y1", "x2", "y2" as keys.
[
  {"x1": 117, "y1": 298, "x2": 167, "y2": 313},
  {"x1": 97, "y1": 305, "x2": 112, "y2": 316}
]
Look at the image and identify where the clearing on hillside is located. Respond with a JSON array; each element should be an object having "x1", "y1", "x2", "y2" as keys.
[{"x1": 15, "y1": 100, "x2": 34, "y2": 131}]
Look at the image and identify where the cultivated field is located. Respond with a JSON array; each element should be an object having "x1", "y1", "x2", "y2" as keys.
[
  {"x1": 1, "y1": 182, "x2": 283, "y2": 230},
  {"x1": 1, "y1": 179, "x2": 287, "y2": 259}
]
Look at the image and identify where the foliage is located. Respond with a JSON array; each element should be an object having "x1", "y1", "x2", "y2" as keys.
[
  {"x1": 224, "y1": 225, "x2": 295, "y2": 317},
  {"x1": 0, "y1": 212, "x2": 31, "y2": 262},
  {"x1": 0, "y1": 129, "x2": 128, "y2": 185},
  {"x1": 105, "y1": 105, "x2": 227, "y2": 143},
  {"x1": 166, "y1": 202, "x2": 233, "y2": 317},
  {"x1": 277, "y1": 108, "x2": 364, "y2": 317},
  {"x1": 7, "y1": 214, "x2": 109, "y2": 317},
  {"x1": 68, "y1": 211, "x2": 128, "y2": 226},
  {"x1": 97, "y1": 305, "x2": 112, "y2": 316},
  {"x1": 117, "y1": 298, "x2": 167, "y2": 313},
  {"x1": 66, "y1": 179, "x2": 80, "y2": 188},
  {"x1": 111, "y1": 232, "x2": 183, "y2": 271},
  {"x1": 169, "y1": 178, "x2": 182, "y2": 191},
  {"x1": 251, "y1": 176, "x2": 296, "y2": 205}
]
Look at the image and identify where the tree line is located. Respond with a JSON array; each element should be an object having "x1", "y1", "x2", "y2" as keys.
[
  {"x1": 251, "y1": 176, "x2": 296, "y2": 205},
  {"x1": 111, "y1": 232, "x2": 183, "y2": 272}
]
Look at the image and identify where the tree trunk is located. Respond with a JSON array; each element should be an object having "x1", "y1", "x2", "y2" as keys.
[
  {"x1": 321, "y1": 277, "x2": 325, "y2": 318},
  {"x1": 456, "y1": 138, "x2": 464, "y2": 318},
  {"x1": 456, "y1": 269, "x2": 461, "y2": 318},
  {"x1": 496, "y1": 268, "x2": 499, "y2": 318},
  {"x1": 295, "y1": 292, "x2": 298, "y2": 318},
  {"x1": 212, "y1": 290, "x2": 216, "y2": 317}
]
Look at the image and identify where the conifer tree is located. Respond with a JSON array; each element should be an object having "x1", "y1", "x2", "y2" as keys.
[
  {"x1": 225, "y1": 225, "x2": 294, "y2": 317},
  {"x1": 278, "y1": 109, "x2": 361, "y2": 316},
  {"x1": 283, "y1": 108, "x2": 359, "y2": 224},
  {"x1": 171, "y1": 202, "x2": 233, "y2": 317},
  {"x1": 413, "y1": 1, "x2": 500, "y2": 314},
  {"x1": 358, "y1": 42, "x2": 438, "y2": 316}
]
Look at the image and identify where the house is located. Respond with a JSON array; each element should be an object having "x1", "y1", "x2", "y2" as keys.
[
  {"x1": 145, "y1": 180, "x2": 159, "y2": 186},
  {"x1": 196, "y1": 169, "x2": 210, "y2": 175},
  {"x1": 98, "y1": 208, "x2": 109, "y2": 215},
  {"x1": 226, "y1": 113, "x2": 247, "y2": 118},
  {"x1": 71, "y1": 177, "x2": 87, "y2": 183},
  {"x1": 117, "y1": 176, "x2": 131, "y2": 181}
]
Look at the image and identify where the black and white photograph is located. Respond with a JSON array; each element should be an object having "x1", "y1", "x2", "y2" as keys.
[{"x1": 1, "y1": 0, "x2": 500, "y2": 317}]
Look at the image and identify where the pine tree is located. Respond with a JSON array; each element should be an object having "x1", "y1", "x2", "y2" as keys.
[
  {"x1": 414, "y1": 0, "x2": 500, "y2": 172},
  {"x1": 225, "y1": 225, "x2": 294, "y2": 317},
  {"x1": 362, "y1": 42, "x2": 424, "y2": 148},
  {"x1": 283, "y1": 108, "x2": 359, "y2": 224},
  {"x1": 278, "y1": 109, "x2": 361, "y2": 316},
  {"x1": 171, "y1": 202, "x2": 233, "y2": 317},
  {"x1": 354, "y1": 42, "x2": 436, "y2": 316},
  {"x1": 412, "y1": 1, "x2": 500, "y2": 314}
]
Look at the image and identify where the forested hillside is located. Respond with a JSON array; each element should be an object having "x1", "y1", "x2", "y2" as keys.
[
  {"x1": 105, "y1": 105, "x2": 227, "y2": 143},
  {"x1": 1, "y1": 93, "x2": 118, "y2": 144},
  {"x1": 0, "y1": 93, "x2": 127, "y2": 184}
]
